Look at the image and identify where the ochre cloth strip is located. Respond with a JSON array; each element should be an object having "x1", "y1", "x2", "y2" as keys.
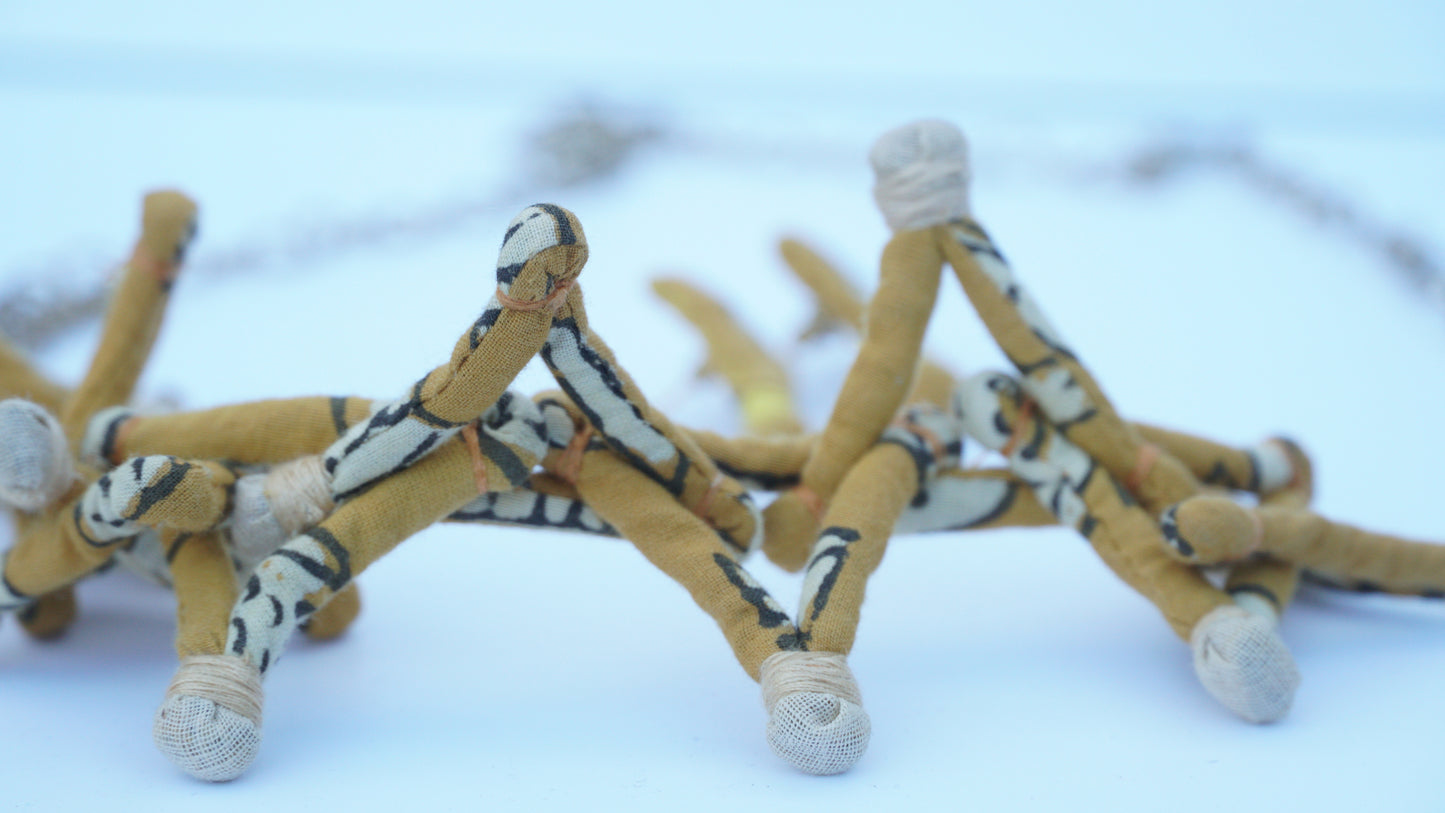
[
  {"x1": 542, "y1": 287, "x2": 759, "y2": 551},
  {"x1": 800, "y1": 442, "x2": 923, "y2": 654},
  {"x1": 936, "y1": 221, "x2": 1201, "y2": 513},
  {"x1": 569, "y1": 448, "x2": 799, "y2": 681},
  {"x1": 796, "y1": 229, "x2": 944, "y2": 500},
  {"x1": 116, "y1": 397, "x2": 374, "y2": 465},
  {"x1": 4, "y1": 475, "x2": 112, "y2": 596},
  {"x1": 169, "y1": 530, "x2": 239, "y2": 658},
  {"x1": 60, "y1": 191, "x2": 196, "y2": 449},
  {"x1": 0, "y1": 339, "x2": 67, "y2": 414}
]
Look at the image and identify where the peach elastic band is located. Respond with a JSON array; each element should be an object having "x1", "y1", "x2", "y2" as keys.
[
  {"x1": 555, "y1": 421, "x2": 594, "y2": 485},
  {"x1": 131, "y1": 246, "x2": 176, "y2": 283},
  {"x1": 894, "y1": 414, "x2": 946, "y2": 463},
  {"x1": 460, "y1": 423, "x2": 490, "y2": 495},
  {"x1": 1124, "y1": 442, "x2": 1161, "y2": 494},
  {"x1": 692, "y1": 472, "x2": 726, "y2": 522},
  {"x1": 998, "y1": 399, "x2": 1036, "y2": 459},
  {"x1": 495, "y1": 278, "x2": 575, "y2": 314},
  {"x1": 791, "y1": 483, "x2": 826, "y2": 523}
]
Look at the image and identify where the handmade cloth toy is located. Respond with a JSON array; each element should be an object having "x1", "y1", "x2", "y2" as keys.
[
  {"x1": 0, "y1": 193, "x2": 366, "y2": 776},
  {"x1": 120, "y1": 204, "x2": 848, "y2": 783},
  {"x1": 0, "y1": 189, "x2": 203, "y2": 630},
  {"x1": 771, "y1": 231, "x2": 1307, "y2": 622},
  {"x1": 747, "y1": 120, "x2": 1318, "y2": 728},
  {"x1": 651, "y1": 250, "x2": 1313, "y2": 772}
]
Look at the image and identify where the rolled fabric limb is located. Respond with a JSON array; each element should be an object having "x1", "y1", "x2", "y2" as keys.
[
  {"x1": 780, "y1": 236, "x2": 956, "y2": 409},
  {"x1": 1222, "y1": 438, "x2": 1313, "y2": 617},
  {"x1": 86, "y1": 396, "x2": 375, "y2": 469},
  {"x1": 954, "y1": 371, "x2": 1232, "y2": 640},
  {"x1": 1163, "y1": 495, "x2": 1445, "y2": 598},
  {"x1": 797, "y1": 404, "x2": 962, "y2": 654},
  {"x1": 540, "y1": 284, "x2": 760, "y2": 553},
  {"x1": 60, "y1": 190, "x2": 197, "y2": 448},
  {"x1": 1, "y1": 191, "x2": 197, "y2": 640},
  {"x1": 322, "y1": 205, "x2": 587, "y2": 500},
  {"x1": 0, "y1": 338, "x2": 67, "y2": 414},
  {"x1": 168, "y1": 530, "x2": 240, "y2": 658}
]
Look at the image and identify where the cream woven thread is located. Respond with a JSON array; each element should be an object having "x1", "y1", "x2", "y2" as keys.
[
  {"x1": 760, "y1": 651, "x2": 862, "y2": 711},
  {"x1": 265, "y1": 455, "x2": 335, "y2": 535},
  {"x1": 870, "y1": 119, "x2": 972, "y2": 232},
  {"x1": 1190, "y1": 605, "x2": 1299, "y2": 724},
  {"x1": 760, "y1": 651, "x2": 870, "y2": 775},
  {"x1": 153, "y1": 655, "x2": 264, "y2": 782}
]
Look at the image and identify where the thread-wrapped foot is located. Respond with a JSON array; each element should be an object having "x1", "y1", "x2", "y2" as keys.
[
  {"x1": 0, "y1": 398, "x2": 75, "y2": 512},
  {"x1": 760, "y1": 651, "x2": 870, "y2": 775},
  {"x1": 766, "y1": 692, "x2": 871, "y2": 775},
  {"x1": 153, "y1": 655, "x2": 263, "y2": 782},
  {"x1": 1190, "y1": 605, "x2": 1299, "y2": 723}
]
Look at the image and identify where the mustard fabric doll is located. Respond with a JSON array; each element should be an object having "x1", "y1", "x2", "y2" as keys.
[
  {"x1": 0, "y1": 193, "x2": 367, "y2": 778},
  {"x1": 754, "y1": 121, "x2": 1315, "y2": 728},
  {"x1": 769, "y1": 233, "x2": 1307, "y2": 630},
  {"x1": 0, "y1": 189, "x2": 204, "y2": 629},
  {"x1": 128, "y1": 204, "x2": 838, "y2": 782},
  {"x1": 652, "y1": 267, "x2": 1309, "y2": 773}
]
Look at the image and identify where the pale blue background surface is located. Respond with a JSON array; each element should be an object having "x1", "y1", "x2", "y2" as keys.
[{"x1": 1, "y1": 2, "x2": 1441, "y2": 809}]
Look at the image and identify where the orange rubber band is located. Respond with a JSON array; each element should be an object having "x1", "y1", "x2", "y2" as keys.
[
  {"x1": 495, "y1": 278, "x2": 575, "y2": 314},
  {"x1": 555, "y1": 421, "x2": 593, "y2": 486},
  {"x1": 998, "y1": 399, "x2": 1036, "y2": 459},
  {"x1": 130, "y1": 246, "x2": 176, "y2": 283},
  {"x1": 460, "y1": 423, "x2": 490, "y2": 495},
  {"x1": 1125, "y1": 442, "x2": 1161, "y2": 493},
  {"x1": 792, "y1": 483, "x2": 826, "y2": 523},
  {"x1": 893, "y1": 414, "x2": 946, "y2": 462},
  {"x1": 692, "y1": 472, "x2": 726, "y2": 521}
]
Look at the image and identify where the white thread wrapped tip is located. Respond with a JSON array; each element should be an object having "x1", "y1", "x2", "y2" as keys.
[
  {"x1": 153, "y1": 655, "x2": 264, "y2": 782},
  {"x1": 0, "y1": 399, "x2": 75, "y2": 512},
  {"x1": 264, "y1": 455, "x2": 335, "y2": 537},
  {"x1": 760, "y1": 651, "x2": 871, "y2": 775},
  {"x1": 870, "y1": 120, "x2": 972, "y2": 232},
  {"x1": 1191, "y1": 605, "x2": 1299, "y2": 724}
]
